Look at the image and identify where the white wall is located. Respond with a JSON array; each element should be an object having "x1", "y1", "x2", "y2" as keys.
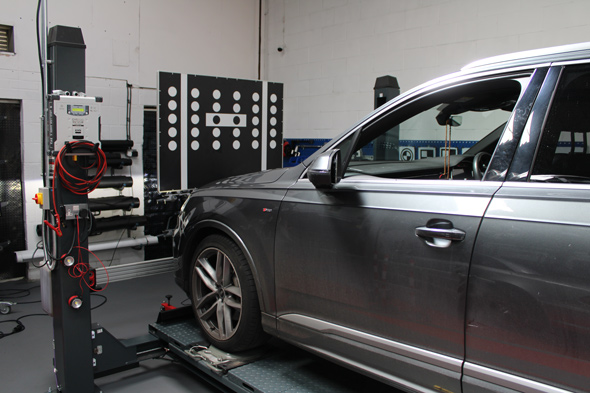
[
  {"x1": 5, "y1": 0, "x2": 590, "y2": 278},
  {"x1": 264, "y1": 0, "x2": 590, "y2": 139},
  {"x1": 0, "y1": 0, "x2": 260, "y2": 276}
]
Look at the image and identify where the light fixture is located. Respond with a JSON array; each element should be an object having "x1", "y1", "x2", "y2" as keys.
[
  {"x1": 64, "y1": 255, "x2": 75, "y2": 266},
  {"x1": 68, "y1": 296, "x2": 82, "y2": 309}
]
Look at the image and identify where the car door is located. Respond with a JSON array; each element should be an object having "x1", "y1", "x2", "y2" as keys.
[
  {"x1": 274, "y1": 70, "x2": 546, "y2": 391},
  {"x1": 464, "y1": 64, "x2": 590, "y2": 393}
]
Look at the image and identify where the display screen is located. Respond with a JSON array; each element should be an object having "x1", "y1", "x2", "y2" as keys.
[{"x1": 67, "y1": 105, "x2": 89, "y2": 116}]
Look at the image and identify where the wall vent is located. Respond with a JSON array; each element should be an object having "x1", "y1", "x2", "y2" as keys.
[{"x1": 0, "y1": 25, "x2": 14, "y2": 53}]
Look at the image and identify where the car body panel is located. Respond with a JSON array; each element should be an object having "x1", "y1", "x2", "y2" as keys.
[
  {"x1": 466, "y1": 183, "x2": 590, "y2": 392},
  {"x1": 173, "y1": 168, "x2": 299, "y2": 316},
  {"x1": 273, "y1": 178, "x2": 501, "y2": 392}
]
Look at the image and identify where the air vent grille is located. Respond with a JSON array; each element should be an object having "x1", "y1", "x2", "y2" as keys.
[{"x1": 0, "y1": 25, "x2": 14, "y2": 53}]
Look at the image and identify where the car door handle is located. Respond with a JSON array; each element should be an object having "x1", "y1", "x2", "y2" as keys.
[{"x1": 415, "y1": 220, "x2": 466, "y2": 248}]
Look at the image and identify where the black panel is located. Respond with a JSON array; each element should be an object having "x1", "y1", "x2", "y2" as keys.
[
  {"x1": 158, "y1": 73, "x2": 284, "y2": 191},
  {"x1": 47, "y1": 26, "x2": 86, "y2": 93},
  {"x1": 143, "y1": 109, "x2": 184, "y2": 260},
  {"x1": 0, "y1": 102, "x2": 25, "y2": 279},
  {"x1": 187, "y1": 75, "x2": 263, "y2": 188},
  {"x1": 266, "y1": 82, "x2": 284, "y2": 170},
  {"x1": 158, "y1": 72, "x2": 182, "y2": 191}
]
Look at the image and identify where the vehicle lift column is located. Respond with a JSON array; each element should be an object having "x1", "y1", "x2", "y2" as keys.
[
  {"x1": 39, "y1": 25, "x2": 162, "y2": 393},
  {"x1": 40, "y1": 25, "x2": 94, "y2": 393}
]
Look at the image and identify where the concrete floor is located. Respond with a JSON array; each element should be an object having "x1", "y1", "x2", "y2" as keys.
[
  {"x1": 0, "y1": 271, "x2": 222, "y2": 393},
  {"x1": 1, "y1": 270, "x2": 401, "y2": 393}
]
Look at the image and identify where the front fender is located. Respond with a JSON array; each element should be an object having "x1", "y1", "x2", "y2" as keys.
[{"x1": 174, "y1": 190, "x2": 285, "y2": 315}]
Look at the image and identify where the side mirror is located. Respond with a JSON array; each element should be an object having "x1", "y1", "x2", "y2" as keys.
[{"x1": 308, "y1": 150, "x2": 341, "y2": 189}]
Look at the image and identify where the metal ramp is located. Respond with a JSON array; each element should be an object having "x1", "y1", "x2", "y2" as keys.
[{"x1": 149, "y1": 307, "x2": 398, "y2": 393}]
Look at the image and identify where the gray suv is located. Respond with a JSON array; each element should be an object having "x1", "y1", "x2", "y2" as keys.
[{"x1": 173, "y1": 43, "x2": 590, "y2": 393}]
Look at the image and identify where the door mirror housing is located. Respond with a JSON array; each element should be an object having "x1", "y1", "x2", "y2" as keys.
[{"x1": 308, "y1": 150, "x2": 341, "y2": 189}]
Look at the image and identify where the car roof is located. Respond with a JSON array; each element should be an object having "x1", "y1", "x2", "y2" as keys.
[{"x1": 462, "y1": 42, "x2": 590, "y2": 72}]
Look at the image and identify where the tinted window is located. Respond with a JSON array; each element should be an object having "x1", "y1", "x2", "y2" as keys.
[
  {"x1": 344, "y1": 78, "x2": 525, "y2": 180},
  {"x1": 531, "y1": 64, "x2": 590, "y2": 183}
]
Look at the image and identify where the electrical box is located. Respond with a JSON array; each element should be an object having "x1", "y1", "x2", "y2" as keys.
[{"x1": 48, "y1": 94, "x2": 102, "y2": 153}]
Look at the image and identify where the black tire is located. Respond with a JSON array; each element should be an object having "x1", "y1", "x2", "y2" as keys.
[{"x1": 190, "y1": 234, "x2": 266, "y2": 352}]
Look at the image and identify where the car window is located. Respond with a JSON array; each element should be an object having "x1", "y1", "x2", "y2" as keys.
[
  {"x1": 344, "y1": 77, "x2": 528, "y2": 180},
  {"x1": 531, "y1": 64, "x2": 590, "y2": 183}
]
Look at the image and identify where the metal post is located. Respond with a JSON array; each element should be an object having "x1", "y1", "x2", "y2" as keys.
[
  {"x1": 43, "y1": 25, "x2": 95, "y2": 393},
  {"x1": 373, "y1": 76, "x2": 401, "y2": 161}
]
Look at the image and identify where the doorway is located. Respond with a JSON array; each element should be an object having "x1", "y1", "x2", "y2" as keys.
[{"x1": 0, "y1": 100, "x2": 25, "y2": 280}]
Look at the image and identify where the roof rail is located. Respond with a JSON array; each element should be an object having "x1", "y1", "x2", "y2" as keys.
[{"x1": 462, "y1": 42, "x2": 590, "y2": 71}]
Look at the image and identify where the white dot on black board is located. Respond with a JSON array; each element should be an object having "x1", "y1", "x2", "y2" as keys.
[
  {"x1": 191, "y1": 101, "x2": 200, "y2": 111},
  {"x1": 233, "y1": 128, "x2": 240, "y2": 137},
  {"x1": 252, "y1": 128, "x2": 259, "y2": 138},
  {"x1": 168, "y1": 127, "x2": 177, "y2": 138},
  {"x1": 270, "y1": 117, "x2": 277, "y2": 126},
  {"x1": 213, "y1": 128, "x2": 221, "y2": 138},
  {"x1": 252, "y1": 117, "x2": 260, "y2": 126},
  {"x1": 191, "y1": 140, "x2": 199, "y2": 150},
  {"x1": 252, "y1": 92, "x2": 260, "y2": 102},
  {"x1": 252, "y1": 140, "x2": 259, "y2": 149},
  {"x1": 191, "y1": 88, "x2": 200, "y2": 98},
  {"x1": 168, "y1": 113, "x2": 177, "y2": 124},
  {"x1": 168, "y1": 100, "x2": 177, "y2": 111},
  {"x1": 191, "y1": 114, "x2": 199, "y2": 124},
  {"x1": 213, "y1": 90, "x2": 221, "y2": 99},
  {"x1": 234, "y1": 91, "x2": 241, "y2": 100},
  {"x1": 270, "y1": 93, "x2": 277, "y2": 103},
  {"x1": 168, "y1": 86, "x2": 177, "y2": 97},
  {"x1": 270, "y1": 129, "x2": 277, "y2": 138},
  {"x1": 233, "y1": 103, "x2": 241, "y2": 113},
  {"x1": 233, "y1": 140, "x2": 240, "y2": 150},
  {"x1": 213, "y1": 140, "x2": 221, "y2": 150},
  {"x1": 213, "y1": 102, "x2": 221, "y2": 112},
  {"x1": 168, "y1": 140, "x2": 177, "y2": 151},
  {"x1": 270, "y1": 140, "x2": 277, "y2": 149},
  {"x1": 252, "y1": 104, "x2": 260, "y2": 114},
  {"x1": 191, "y1": 128, "x2": 200, "y2": 138}
]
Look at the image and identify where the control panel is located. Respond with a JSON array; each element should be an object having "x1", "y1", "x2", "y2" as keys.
[{"x1": 48, "y1": 94, "x2": 102, "y2": 153}]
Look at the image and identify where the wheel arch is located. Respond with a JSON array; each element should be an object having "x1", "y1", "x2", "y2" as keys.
[{"x1": 181, "y1": 219, "x2": 268, "y2": 313}]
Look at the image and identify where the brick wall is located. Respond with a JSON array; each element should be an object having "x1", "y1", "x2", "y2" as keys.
[{"x1": 265, "y1": 0, "x2": 590, "y2": 139}]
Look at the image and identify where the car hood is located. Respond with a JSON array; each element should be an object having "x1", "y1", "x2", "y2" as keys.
[{"x1": 201, "y1": 167, "x2": 290, "y2": 189}]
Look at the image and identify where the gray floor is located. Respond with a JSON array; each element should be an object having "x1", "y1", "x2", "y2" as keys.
[
  {"x1": 1, "y1": 271, "x2": 401, "y2": 393},
  {"x1": 0, "y1": 272, "x2": 222, "y2": 393}
]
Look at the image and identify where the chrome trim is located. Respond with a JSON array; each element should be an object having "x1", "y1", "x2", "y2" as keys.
[
  {"x1": 280, "y1": 314, "x2": 463, "y2": 373},
  {"x1": 463, "y1": 362, "x2": 573, "y2": 393},
  {"x1": 502, "y1": 181, "x2": 590, "y2": 191},
  {"x1": 551, "y1": 58, "x2": 590, "y2": 67},
  {"x1": 294, "y1": 341, "x2": 433, "y2": 393}
]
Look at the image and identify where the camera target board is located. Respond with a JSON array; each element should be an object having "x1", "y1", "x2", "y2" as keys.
[{"x1": 158, "y1": 72, "x2": 283, "y2": 192}]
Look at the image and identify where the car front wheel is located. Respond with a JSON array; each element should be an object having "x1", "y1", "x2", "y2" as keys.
[{"x1": 190, "y1": 234, "x2": 266, "y2": 352}]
